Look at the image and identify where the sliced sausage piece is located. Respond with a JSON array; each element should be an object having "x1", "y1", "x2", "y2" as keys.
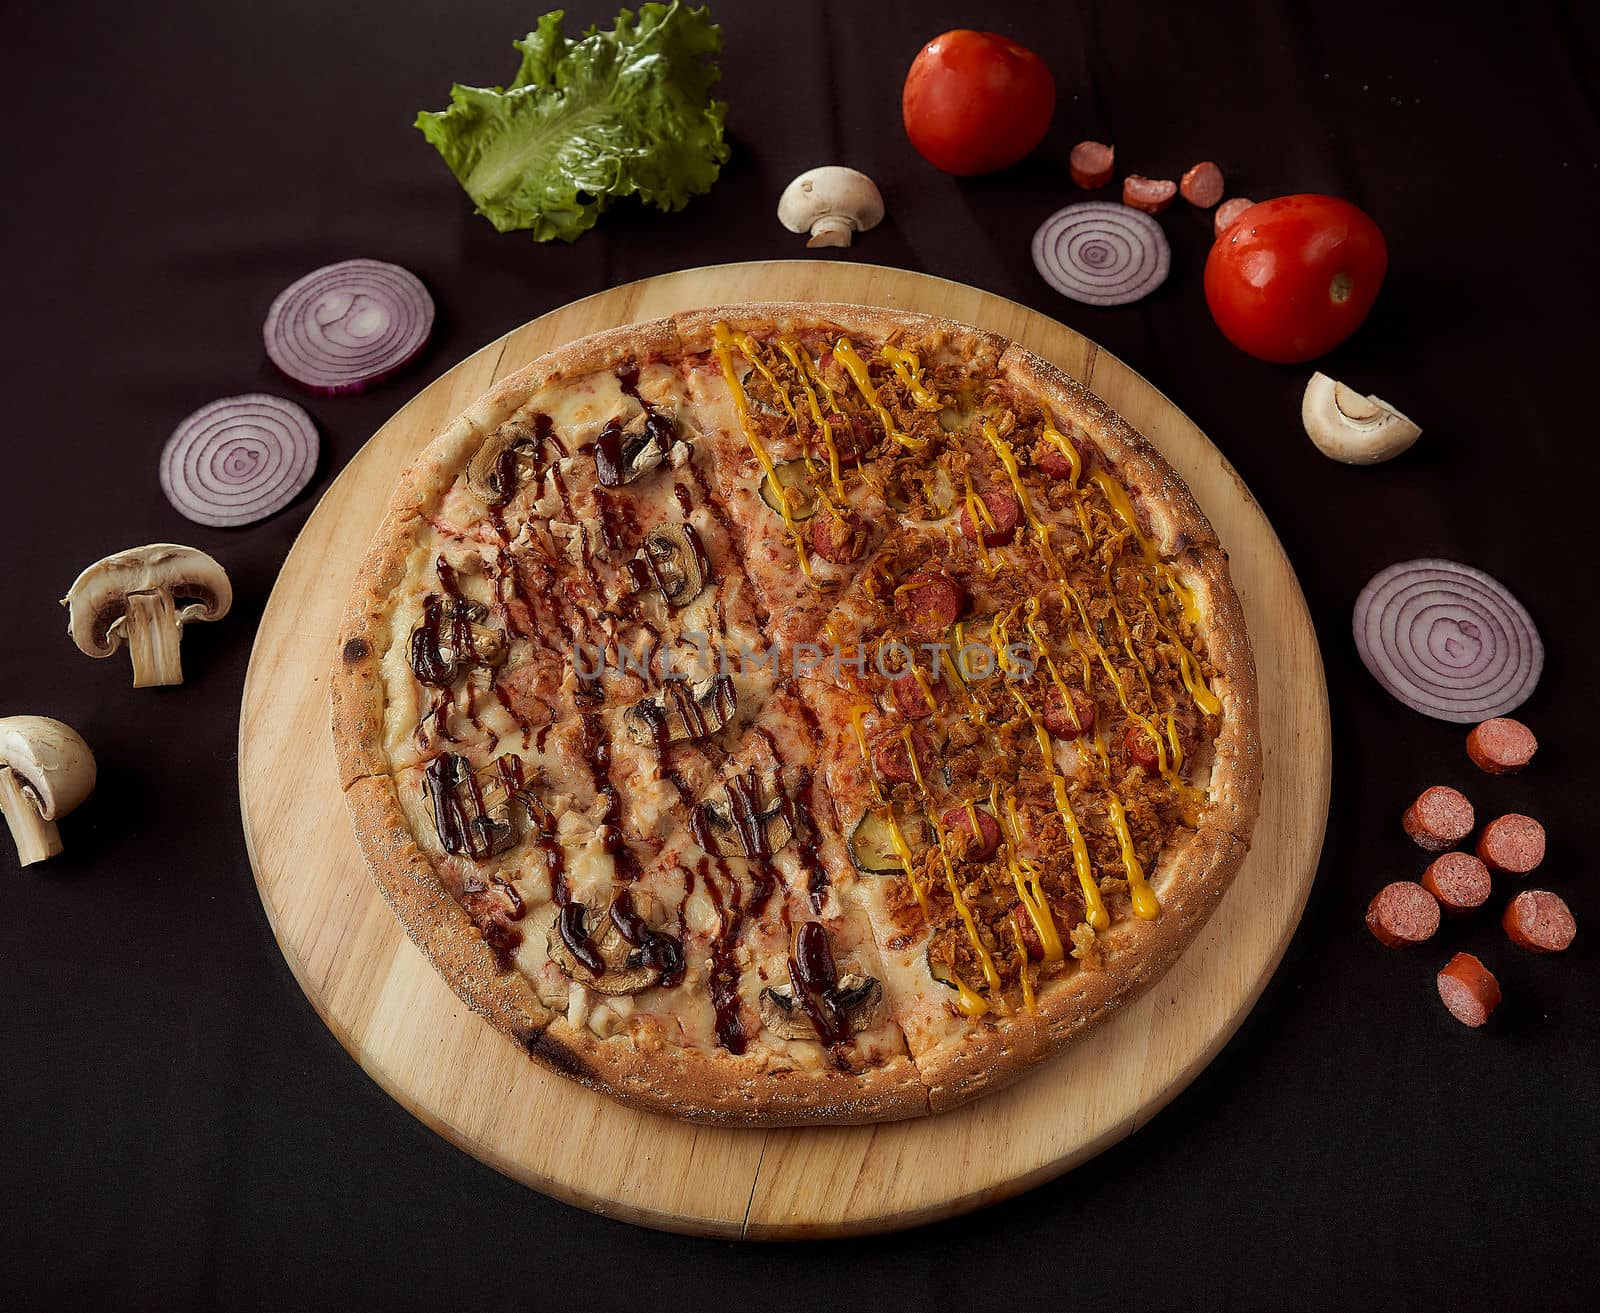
[
  {"x1": 1502, "y1": 890, "x2": 1576, "y2": 954},
  {"x1": 941, "y1": 807, "x2": 1001, "y2": 863},
  {"x1": 1069, "y1": 140, "x2": 1114, "y2": 189},
  {"x1": 886, "y1": 669, "x2": 943, "y2": 719},
  {"x1": 1420, "y1": 852, "x2": 1491, "y2": 915},
  {"x1": 1038, "y1": 446, "x2": 1074, "y2": 478},
  {"x1": 1013, "y1": 902, "x2": 1048, "y2": 960},
  {"x1": 872, "y1": 728, "x2": 934, "y2": 786},
  {"x1": 1214, "y1": 196, "x2": 1255, "y2": 237},
  {"x1": 1476, "y1": 813, "x2": 1545, "y2": 875},
  {"x1": 1365, "y1": 880, "x2": 1441, "y2": 948},
  {"x1": 894, "y1": 569, "x2": 966, "y2": 641},
  {"x1": 959, "y1": 489, "x2": 1021, "y2": 547},
  {"x1": 1124, "y1": 722, "x2": 1161, "y2": 771},
  {"x1": 1436, "y1": 952, "x2": 1501, "y2": 1028},
  {"x1": 1402, "y1": 785, "x2": 1475, "y2": 852},
  {"x1": 810, "y1": 507, "x2": 868, "y2": 564},
  {"x1": 1122, "y1": 175, "x2": 1177, "y2": 215},
  {"x1": 1465, "y1": 717, "x2": 1538, "y2": 775},
  {"x1": 1043, "y1": 685, "x2": 1096, "y2": 740},
  {"x1": 1180, "y1": 161, "x2": 1225, "y2": 208}
]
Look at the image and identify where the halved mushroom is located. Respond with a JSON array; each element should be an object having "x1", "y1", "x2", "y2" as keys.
[
  {"x1": 624, "y1": 675, "x2": 737, "y2": 747},
  {"x1": 760, "y1": 974, "x2": 882, "y2": 1041},
  {"x1": 625, "y1": 522, "x2": 710, "y2": 606},
  {"x1": 1301, "y1": 373, "x2": 1422, "y2": 464},
  {"x1": 690, "y1": 768, "x2": 792, "y2": 859},
  {"x1": 465, "y1": 417, "x2": 545, "y2": 504},
  {"x1": 62, "y1": 544, "x2": 231, "y2": 688},
  {"x1": 777, "y1": 167, "x2": 885, "y2": 248},
  {"x1": 423, "y1": 752, "x2": 519, "y2": 860},
  {"x1": 594, "y1": 400, "x2": 678, "y2": 489},
  {"x1": 0, "y1": 717, "x2": 96, "y2": 867},
  {"x1": 546, "y1": 899, "x2": 678, "y2": 996}
]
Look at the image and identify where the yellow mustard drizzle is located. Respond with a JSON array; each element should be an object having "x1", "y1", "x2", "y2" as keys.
[
  {"x1": 1010, "y1": 921, "x2": 1037, "y2": 1014},
  {"x1": 712, "y1": 323, "x2": 818, "y2": 584},
  {"x1": 1008, "y1": 688, "x2": 1109, "y2": 931},
  {"x1": 833, "y1": 337, "x2": 926, "y2": 452},
  {"x1": 901, "y1": 725, "x2": 1003, "y2": 993},
  {"x1": 847, "y1": 704, "x2": 885, "y2": 806},
  {"x1": 776, "y1": 334, "x2": 846, "y2": 497},
  {"x1": 1107, "y1": 795, "x2": 1160, "y2": 920},
  {"x1": 981, "y1": 420, "x2": 1065, "y2": 575},
  {"x1": 997, "y1": 787, "x2": 1065, "y2": 964},
  {"x1": 880, "y1": 345, "x2": 941, "y2": 410},
  {"x1": 961, "y1": 475, "x2": 998, "y2": 573},
  {"x1": 882, "y1": 806, "x2": 931, "y2": 916}
]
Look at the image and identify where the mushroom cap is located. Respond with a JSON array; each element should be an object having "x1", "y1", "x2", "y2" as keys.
[
  {"x1": 0, "y1": 716, "x2": 96, "y2": 820},
  {"x1": 777, "y1": 166, "x2": 885, "y2": 235},
  {"x1": 62, "y1": 543, "x2": 233, "y2": 657},
  {"x1": 1301, "y1": 373, "x2": 1421, "y2": 465}
]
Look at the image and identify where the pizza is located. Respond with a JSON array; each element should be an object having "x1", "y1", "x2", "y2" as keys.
[{"x1": 330, "y1": 302, "x2": 1260, "y2": 1125}]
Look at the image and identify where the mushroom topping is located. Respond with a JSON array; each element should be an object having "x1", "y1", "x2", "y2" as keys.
[
  {"x1": 761, "y1": 920, "x2": 881, "y2": 1043},
  {"x1": 465, "y1": 417, "x2": 545, "y2": 504},
  {"x1": 409, "y1": 595, "x2": 506, "y2": 687},
  {"x1": 777, "y1": 167, "x2": 885, "y2": 248},
  {"x1": 0, "y1": 717, "x2": 96, "y2": 868},
  {"x1": 546, "y1": 893, "x2": 683, "y2": 996},
  {"x1": 594, "y1": 400, "x2": 678, "y2": 489},
  {"x1": 760, "y1": 974, "x2": 882, "y2": 1042},
  {"x1": 690, "y1": 768, "x2": 792, "y2": 860},
  {"x1": 624, "y1": 675, "x2": 737, "y2": 747},
  {"x1": 625, "y1": 522, "x2": 710, "y2": 606},
  {"x1": 1301, "y1": 373, "x2": 1422, "y2": 464},
  {"x1": 423, "y1": 752, "x2": 523, "y2": 860},
  {"x1": 63, "y1": 545, "x2": 232, "y2": 688}
]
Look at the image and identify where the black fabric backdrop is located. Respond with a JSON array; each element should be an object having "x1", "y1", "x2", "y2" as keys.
[{"x1": 3, "y1": 1, "x2": 1597, "y2": 1308}]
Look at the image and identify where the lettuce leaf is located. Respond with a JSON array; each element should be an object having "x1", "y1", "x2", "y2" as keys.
[{"x1": 416, "y1": 4, "x2": 730, "y2": 242}]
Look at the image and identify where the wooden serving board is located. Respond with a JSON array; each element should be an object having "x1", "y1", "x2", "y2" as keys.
[{"x1": 239, "y1": 261, "x2": 1330, "y2": 1239}]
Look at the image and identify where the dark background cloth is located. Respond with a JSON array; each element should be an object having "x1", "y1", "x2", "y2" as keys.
[{"x1": 3, "y1": 1, "x2": 1597, "y2": 1308}]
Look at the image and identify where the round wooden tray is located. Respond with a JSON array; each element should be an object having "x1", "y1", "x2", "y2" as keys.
[{"x1": 239, "y1": 261, "x2": 1330, "y2": 1239}]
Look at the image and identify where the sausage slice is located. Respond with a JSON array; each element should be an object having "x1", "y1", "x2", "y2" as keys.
[
  {"x1": 894, "y1": 570, "x2": 966, "y2": 641},
  {"x1": 1122, "y1": 175, "x2": 1177, "y2": 215},
  {"x1": 1502, "y1": 890, "x2": 1575, "y2": 953},
  {"x1": 1214, "y1": 197, "x2": 1254, "y2": 237},
  {"x1": 1475, "y1": 813, "x2": 1545, "y2": 875},
  {"x1": 1420, "y1": 852, "x2": 1491, "y2": 915},
  {"x1": 1043, "y1": 685, "x2": 1096, "y2": 740},
  {"x1": 810, "y1": 508, "x2": 868, "y2": 564},
  {"x1": 1365, "y1": 880, "x2": 1441, "y2": 948},
  {"x1": 941, "y1": 807, "x2": 1001, "y2": 863},
  {"x1": 1436, "y1": 953, "x2": 1501, "y2": 1028},
  {"x1": 959, "y1": 489, "x2": 1021, "y2": 547},
  {"x1": 1180, "y1": 161, "x2": 1225, "y2": 208},
  {"x1": 1069, "y1": 141, "x2": 1114, "y2": 190},
  {"x1": 1465, "y1": 717, "x2": 1538, "y2": 774},
  {"x1": 872, "y1": 728, "x2": 934, "y2": 786},
  {"x1": 1402, "y1": 785, "x2": 1475, "y2": 852}
]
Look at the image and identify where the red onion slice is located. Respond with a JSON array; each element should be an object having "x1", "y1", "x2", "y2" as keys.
[
  {"x1": 1031, "y1": 203, "x2": 1171, "y2": 306},
  {"x1": 1353, "y1": 559, "x2": 1543, "y2": 722},
  {"x1": 160, "y1": 394, "x2": 319, "y2": 527},
  {"x1": 264, "y1": 258, "x2": 434, "y2": 395}
]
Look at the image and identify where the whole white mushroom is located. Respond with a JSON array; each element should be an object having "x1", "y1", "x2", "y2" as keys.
[{"x1": 777, "y1": 167, "x2": 885, "y2": 248}]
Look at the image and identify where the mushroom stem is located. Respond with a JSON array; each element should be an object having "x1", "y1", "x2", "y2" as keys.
[
  {"x1": 0, "y1": 766, "x2": 61, "y2": 866},
  {"x1": 124, "y1": 590, "x2": 186, "y2": 688},
  {"x1": 806, "y1": 216, "x2": 856, "y2": 248}
]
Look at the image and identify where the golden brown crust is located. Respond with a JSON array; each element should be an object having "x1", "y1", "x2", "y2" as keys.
[
  {"x1": 344, "y1": 773, "x2": 554, "y2": 1040},
  {"x1": 335, "y1": 302, "x2": 1262, "y2": 1125},
  {"x1": 528, "y1": 1021, "x2": 929, "y2": 1126},
  {"x1": 917, "y1": 828, "x2": 1248, "y2": 1112}
]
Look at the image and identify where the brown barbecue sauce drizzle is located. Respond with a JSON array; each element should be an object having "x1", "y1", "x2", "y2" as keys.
[
  {"x1": 702, "y1": 859, "x2": 748, "y2": 1054},
  {"x1": 788, "y1": 921, "x2": 851, "y2": 1056}
]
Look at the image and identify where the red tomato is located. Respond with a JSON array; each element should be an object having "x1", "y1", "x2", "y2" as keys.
[
  {"x1": 902, "y1": 31, "x2": 1055, "y2": 176},
  {"x1": 1203, "y1": 195, "x2": 1388, "y2": 363}
]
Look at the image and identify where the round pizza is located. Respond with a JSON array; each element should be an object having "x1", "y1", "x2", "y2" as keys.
[{"x1": 330, "y1": 302, "x2": 1260, "y2": 1125}]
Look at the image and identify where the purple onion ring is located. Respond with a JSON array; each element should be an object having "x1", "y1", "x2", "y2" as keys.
[
  {"x1": 160, "y1": 394, "x2": 319, "y2": 528},
  {"x1": 1353, "y1": 559, "x2": 1542, "y2": 722},
  {"x1": 264, "y1": 258, "x2": 434, "y2": 395},
  {"x1": 1031, "y1": 203, "x2": 1171, "y2": 306}
]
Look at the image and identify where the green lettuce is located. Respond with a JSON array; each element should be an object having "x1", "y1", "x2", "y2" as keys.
[{"x1": 416, "y1": 4, "x2": 730, "y2": 242}]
